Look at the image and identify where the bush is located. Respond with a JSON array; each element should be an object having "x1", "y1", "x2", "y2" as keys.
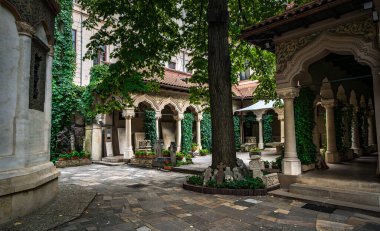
[
  {"x1": 201, "y1": 113, "x2": 212, "y2": 151},
  {"x1": 187, "y1": 175, "x2": 204, "y2": 186},
  {"x1": 181, "y1": 113, "x2": 194, "y2": 153},
  {"x1": 199, "y1": 149, "x2": 209, "y2": 156}
]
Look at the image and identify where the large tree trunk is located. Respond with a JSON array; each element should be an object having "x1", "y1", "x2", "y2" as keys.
[{"x1": 208, "y1": 0, "x2": 236, "y2": 168}]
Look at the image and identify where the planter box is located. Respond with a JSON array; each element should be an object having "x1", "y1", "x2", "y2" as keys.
[
  {"x1": 129, "y1": 158, "x2": 154, "y2": 168},
  {"x1": 55, "y1": 158, "x2": 92, "y2": 168},
  {"x1": 183, "y1": 182, "x2": 267, "y2": 196},
  {"x1": 163, "y1": 166, "x2": 173, "y2": 170},
  {"x1": 301, "y1": 163, "x2": 315, "y2": 172}
]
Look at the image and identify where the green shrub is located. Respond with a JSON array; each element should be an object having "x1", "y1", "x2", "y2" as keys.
[
  {"x1": 144, "y1": 110, "x2": 157, "y2": 149},
  {"x1": 233, "y1": 115, "x2": 241, "y2": 150},
  {"x1": 263, "y1": 114, "x2": 273, "y2": 143},
  {"x1": 187, "y1": 175, "x2": 204, "y2": 186},
  {"x1": 199, "y1": 149, "x2": 209, "y2": 156}
]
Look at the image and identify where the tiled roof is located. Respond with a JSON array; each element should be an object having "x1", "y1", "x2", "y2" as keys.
[
  {"x1": 160, "y1": 68, "x2": 258, "y2": 99},
  {"x1": 232, "y1": 80, "x2": 259, "y2": 99}
]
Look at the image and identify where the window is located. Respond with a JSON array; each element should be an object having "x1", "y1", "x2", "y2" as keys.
[
  {"x1": 72, "y1": 29, "x2": 77, "y2": 53},
  {"x1": 93, "y1": 45, "x2": 107, "y2": 65},
  {"x1": 168, "y1": 61, "x2": 176, "y2": 69}
]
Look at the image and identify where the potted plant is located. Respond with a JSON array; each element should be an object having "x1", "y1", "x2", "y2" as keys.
[
  {"x1": 163, "y1": 159, "x2": 172, "y2": 169},
  {"x1": 176, "y1": 152, "x2": 184, "y2": 161},
  {"x1": 191, "y1": 143, "x2": 198, "y2": 152},
  {"x1": 249, "y1": 147, "x2": 261, "y2": 158},
  {"x1": 162, "y1": 149, "x2": 170, "y2": 157},
  {"x1": 147, "y1": 151, "x2": 156, "y2": 159},
  {"x1": 199, "y1": 149, "x2": 209, "y2": 156}
]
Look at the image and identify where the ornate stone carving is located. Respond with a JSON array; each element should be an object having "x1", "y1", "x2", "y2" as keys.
[
  {"x1": 15, "y1": 21, "x2": 35, "y2": 36},
  {"x1": 276, "y1": 17, "x2": 376, "y2": 73},
  {"x1": 276, "y1": 87, "x2": 299, "y2": 100},
  {"x1": 8, "y1": 0, "x2": 58, "y2": 44},
  {"x1": 122, "y1": 108, "x2": 135, "y2": 119}
]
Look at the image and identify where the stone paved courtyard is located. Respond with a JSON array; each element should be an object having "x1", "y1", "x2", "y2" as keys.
[{"x1": 46, "y1": 164, "x2": 380, "y2": 231}]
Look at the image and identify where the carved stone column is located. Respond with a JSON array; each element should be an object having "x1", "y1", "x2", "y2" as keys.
[
  {"x1": 155, "y1": 111, "x2": 161, "y2": 139},
  {"x1": 277, "y1": 87, "x2": 301, "y2": 175},
  {"x1": 196, "y1": 113, "x2": 203, "y2": 150},
  {"x1": 368, "y1": 110, "x2": 375, "y2": 147},
  {"x1": 257, "y1": 115, "x2": 264, "y2": 149},
  {"x1": 349, "y1": 91, "x2": 362, "y2": 156},
  {"x1": 91, "y1": 115, "x2": 104, "y2": 161},
  {"x1": 174, "y1": 113, "x2": 184, "y2": 152},
  {"x1": 321, "y1": 99, "x2": 340, "y2": 163},
  {"x1": 122, "y1": 108, "x2": 135, "y2": 159}
]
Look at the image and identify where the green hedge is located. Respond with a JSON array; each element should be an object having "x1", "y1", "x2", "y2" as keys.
[
  {"x1": 233, "y1": 116, "x2": 241, "y2": 150},
  {"x1": 181, "y1": 113, "x2": 194, "y2": 153},
  {"x1": 144, "y1": 110, "x2": 157, "y2": 148},
  {"x1": 294, "y1": 87, "x2": 317, "y2": 164},
  {"x1": 201, "y1": 112, "x2": 212, "y2": 151},
  {"x1": 263, "y1": 114, "x2": 273, "y2": 143},
  {"x1": 358, "y1": 107, "x2": 368, "y2": 148}
]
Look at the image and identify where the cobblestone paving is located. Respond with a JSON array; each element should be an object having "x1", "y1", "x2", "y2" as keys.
[{"x1": 53, "y1": 165, "x2": 380, "y2": 231}]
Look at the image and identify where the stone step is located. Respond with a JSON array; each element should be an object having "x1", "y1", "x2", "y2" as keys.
[
  {"x1": 269, "y1": 189, "x2": 380, "y2": 216},
  {"x1": 101, "y1": 156, "x2": 125, "y2": 163},
  {"x1": 92, "y1": 161, "x2": 125, "y2": 166},
  {"x1": 296, "y1": 176, "x2": 380, "y2": 193},
  {"x1": 289, "y1": 183, "x2": 380, "y2": 207}
]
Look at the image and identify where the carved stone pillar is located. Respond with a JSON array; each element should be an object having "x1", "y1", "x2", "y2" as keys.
[
  {"x1": 321, "y1": 99, "x2": 340, "y2": 163},
  {"x1": 254, "y1": 110, "x2": 265, "y2": 149},
  {"x1": 174, "y1": 113, "x2": 184, "y2": 152},
  {"x1": 91, "y1": 115, "x2": 104, "y2": 161},
  {"x1": 372, "y1": 68, "x2": 380, "y2": 175},
  {"x1": 122, "y1": 108, "x2": 135, "y2": 159},
  {"x1": 349, "y1": 91, "x2": 362, "y2": 156},
  {"x1": 368, "y1": 110, "x2": 375, "y2": 147},
  {"x1": 196, "y1": 113, "x2": 203, "y2": 150},
  {"x1": 155, "y1": 111, "x2": 161, "y2": 139},
  {"x1": 277, "y1": 87, "x2": 301, "y2": 175}
]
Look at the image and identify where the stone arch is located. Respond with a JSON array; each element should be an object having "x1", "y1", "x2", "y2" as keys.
[
  {"x1": 277, "y1": 33, "x2": 380, "y2": 88},
  {"x1": 181, "y1": 102, "x2": 200, "y2": 115},
  {"x1": 158, "y1": 98, "x2": 180, "y2": 113},
  {"x1": 0, "y1": 1, "x2": 21, "y2": 21},
  {"x1": 133, "y1": 94, "x2": 159, "y2": 111}
]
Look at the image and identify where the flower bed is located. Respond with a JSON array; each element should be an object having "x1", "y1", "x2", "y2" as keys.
[
  {"x1": 183, "y1": 182, "x2": 267, "y2": 196},
  {"x1": 55, "y1": 158, "x2": 92, "y2": 168}
]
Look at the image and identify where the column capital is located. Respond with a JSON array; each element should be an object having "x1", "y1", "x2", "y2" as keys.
[
  {"x1": 321, "y1": 99, "x2": 337, "y2": 108},
  {"x1": 277, "y1": 87, "x2": 299, "y2": 100},
  {"x1": 16, "y1": 21, "x2": 35, "y2": 37},
  {"x1": 196, "y1": 114, "x2": 203, "y2": 122},
  {"x1": 122, "y1": 108, "x2": 135, "y2": 119},
  {"x1": 274, "y1": 108, "x2": 284, "y2": 120},
  {"x1": 174, "y1": 113, "x2": 184, "y2": 121},
  {"x1": 155, "y1": 111, "x2": 162, "y2": 119}
]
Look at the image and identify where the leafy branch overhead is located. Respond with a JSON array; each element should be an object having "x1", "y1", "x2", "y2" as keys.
[{"x1": 79, "y1": 0, "x2": 313, "y2": 111}]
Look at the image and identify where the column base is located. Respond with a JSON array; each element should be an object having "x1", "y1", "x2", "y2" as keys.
[
  {"x1": 282, "y1": 158, "x2": 301, "y2": 176},
  {"x1": 326, "y1": 151, "x2": 340, "y2": 163},
  {"x1": 123, "y1": 149, "x2": 134, "y2": 159},
  {"x1": 258, "y1": 143, "x2": 264, "y2": 149},
  {"x1": 351, "y1": 148, "x2": 363, "y2": 157}
]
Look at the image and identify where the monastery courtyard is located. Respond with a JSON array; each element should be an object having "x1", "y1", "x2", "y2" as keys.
[{"x1": 1, "y1": 156, "x2": 379, "y2": 231}]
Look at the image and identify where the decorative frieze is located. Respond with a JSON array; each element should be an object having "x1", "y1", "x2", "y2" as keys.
[{"x1": 276, "y1": 17, "x2": 376, "y2": 73}]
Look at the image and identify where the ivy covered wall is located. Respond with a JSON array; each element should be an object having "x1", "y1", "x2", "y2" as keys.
[
  {"x1": 51, "y1": 0, "x2": 78, "y2": 155},
  {"x1": 144, "y1": 110, "x2": 157, "y2": 148},
  {"x1": 233, "y1": 116, "x2": 241, "y2": 150},
  {"x1": 201, "y1": 112, "x2": 212, "y2": 151},
  {"x1": 182, "y1": 113, "x2": 194, "y2": 153},
  {"x1": 294, "y1": 88, "x2": 317, "y2": 165},
  {"x1": 263, "y1": 114, "x2": 273, "y2": 143}
]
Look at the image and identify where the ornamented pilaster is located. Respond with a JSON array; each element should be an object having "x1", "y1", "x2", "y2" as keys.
[
  {"x1": 276, "y1": 87, "x2": 301, "y2": 175},
  {"x1": 122, "y1": 108, "x2": 135, "y2": 159}
]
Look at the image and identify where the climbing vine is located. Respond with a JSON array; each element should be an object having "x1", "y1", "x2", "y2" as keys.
[
  {"x1": 243, "y1": 112, "x2": 256, "y2": 129},
  {"x1": 144, "y1": 110, "x2": 157, "y2": 148},
  {"x1": 181, "y1": 113, "x2": 194, "y2": 153},
  {"x1": 233, "y1": 116, "x2": 241, "y2": 150},
  {"x1": 51, "y1": 0, "x2": 78, "y2": 155},
  {"x1": 201, "y1": 112, "x2": 212, "y2": 151},
  {"x1": 263, "y1": 114, "x2": 273, "y2": 143},
  {"x1": 334, "y1": 102, "x2": 352, "y2": 158},
  {"x1": 294, "y1": 87, "x2": 317, "y2": 165},
  {"x1": 358, "y1": 107, "x2": 368, "y2": 149}
]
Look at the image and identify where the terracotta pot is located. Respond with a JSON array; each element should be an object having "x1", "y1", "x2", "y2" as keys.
[{"x1": 164, "y1": 166, "x2": 172, "y2": 170}]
